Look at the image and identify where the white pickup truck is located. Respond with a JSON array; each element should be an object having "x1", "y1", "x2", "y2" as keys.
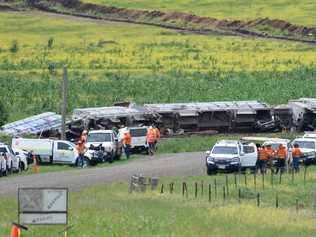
[
  {"x1": 118, "y1": 126, "x2": 149, "y2": 153},
  {"x1": 12, "y1": 138, "x2": 93, "y2": 166},
  {"x1": 0, "y1": 143, "x2": 22, "y2": 174}
]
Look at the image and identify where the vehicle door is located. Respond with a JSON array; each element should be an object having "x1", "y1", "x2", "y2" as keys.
[
  {"x1": 8, "y1": 146, "x2": 19, "y2": 170},
  {"x1": 53, "y1": 141, "x2": 76, "y2": 164},
  {"x1": 241, "y1": 143, "x2": 257, "y2": 167}
]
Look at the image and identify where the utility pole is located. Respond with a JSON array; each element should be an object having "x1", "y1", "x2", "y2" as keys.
[{"x1": 61, "y1": 66, "x2": 68, "y2": 140}]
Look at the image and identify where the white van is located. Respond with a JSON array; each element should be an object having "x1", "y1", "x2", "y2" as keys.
[
  {"x1": 205, "y1": 140, "x2": 257, "y2": 174},
  {"x1": 291, "y1": 138, "x2": 316, "y2": 164},
  {"x1": 118, "y1": 126, "x2": 149, "y2": 153},
  {"x1": 12, "y1": 138, "x2": 93, "y2": 165}
]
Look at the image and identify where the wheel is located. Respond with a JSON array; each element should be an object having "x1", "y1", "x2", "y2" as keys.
[
  {"x1": 8, "y1": 161, "x2": 13, "y2": 175},
  {"x1": 207, "y1": 167, "x2": 216, "y2": 175},
  {"x1": 3, "y1": 166, "x2": 8, "y2": 176},
  {"x1": 19, "y1": 162, "x2": 24, "y2": 172}
]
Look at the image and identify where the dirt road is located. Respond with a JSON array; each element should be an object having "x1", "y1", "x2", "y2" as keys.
[{"x1": 0, "y1": 152, "x2": 205, "y2": 197}]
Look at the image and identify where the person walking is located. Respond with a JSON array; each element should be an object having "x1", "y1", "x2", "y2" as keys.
[
  {"x1": 122, "y1": 130, "x2": 132, "y2": 159},
  {"x1": 292, "y1": 143, "x2": 302, "y2": 172},
  {"x1": 275, "y1": 144, "x2": 287, "y2": 174},
  {"x1": 257, "y1": 145, "x2": 268, "y2": 174},
  {"x1": 76, "y1": 140, "x2": 87, "y2": 168},
  {"x1": 146, "y1": 126, "x2": 156, "y2": 156}
]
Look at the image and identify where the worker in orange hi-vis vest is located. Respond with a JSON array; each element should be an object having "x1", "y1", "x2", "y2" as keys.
[
  {"x1": 76, "y1": 140, "x2": 87, "y2": 168},
  {"x1": 292, "y1": 143, "x2": 302, "y2": 172},
  {"x1": 31, "y1": 151, "x2": 39, "y2": 173},
  {"x1": 265, "y1": 144, "x2": 275, "y2": 172},
  {"x1": 146, "y1": 126, "x2": 156, "y2": 156},
  {"x1": 257, "y1": 145, "x2": 269, "y2": 174},
  {"x1": 122, "y1": 130, "x2": 132, "y2": 159},
  {"x1": 153, "y1": 125, "x2": 161, "y2": 152},
  {"x1": 275, "y1": 144, "x2": 288, "y2": 174}
]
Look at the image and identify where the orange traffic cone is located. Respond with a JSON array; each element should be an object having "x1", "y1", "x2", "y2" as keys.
[{"x1": 10, "y1": 223, "x2": 20, "y2": 237}]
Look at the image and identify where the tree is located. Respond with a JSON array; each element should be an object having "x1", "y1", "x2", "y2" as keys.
[{"x1": 0, "y1": 101, "x2": 8, "y2": 127}]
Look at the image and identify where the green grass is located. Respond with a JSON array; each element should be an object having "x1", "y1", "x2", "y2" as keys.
[
  {"x1": 1, "y1": 167, "x2": 316, "y2": 236},
  {"x1": 82, "y1": 0, "x2": 316, "y2": 26}
]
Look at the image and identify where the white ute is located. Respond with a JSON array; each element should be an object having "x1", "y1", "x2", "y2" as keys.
[
  {"x1": 0, "y1": 143, "x2": 22, "y2": 173},
  {"x1": 12, "y1": 138, "x2": 93, "y2": 166},
  {"x1": 86, "y1": 130, "x2": 122, "y2": 163},
  {"x1": 291, "y1": 137, "x2": 316, "y2": 165},
  {"x1": 118, "y1": 126, "x2": 149, "y2": 153},
  {"x1": 205, "y1": 140, "x2": 257, "y2": 174}
]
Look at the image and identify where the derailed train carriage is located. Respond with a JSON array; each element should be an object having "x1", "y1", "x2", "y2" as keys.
[{"x1": 2, "y1": 98, "x2": 316, "y2": 138}]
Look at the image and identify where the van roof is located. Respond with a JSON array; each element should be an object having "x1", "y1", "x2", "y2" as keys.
[
  {"x1": 88, "y1": 130, "x2": 113, "y2": 134},
  {"x1": 293, "y1": 138, "x2": 316, "y2": 142},
  {"x1": 215, "y1": 140, "x2": 240, "y2": 146}
]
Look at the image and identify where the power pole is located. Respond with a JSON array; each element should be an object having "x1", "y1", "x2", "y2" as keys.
[{"x1": 61, "y1": 66, "x2": 68, "y2": 140}]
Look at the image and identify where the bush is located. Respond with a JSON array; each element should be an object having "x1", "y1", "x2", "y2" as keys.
[
  {"x1": 0, "y1": 101, "x2": 8, "y2": 127},
  {"x1": 9, "y1": 40, "x2": 19, "y2": 53},
  {"x1": 48, "y1": 37, "x2": 54, "y2": 49}
]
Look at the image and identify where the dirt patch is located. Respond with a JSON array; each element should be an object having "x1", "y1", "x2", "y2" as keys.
[{"x1": 27, "y1": 0, "x2": 316, "y2": 43}]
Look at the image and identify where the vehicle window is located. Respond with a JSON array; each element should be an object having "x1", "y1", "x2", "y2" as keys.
[
  {"x1": 294, "y1": 141, "x2": 315, "y2": 149},
  {"x1": 130, "y1": 128, "x2": 147, "y2": 137},
  {"x1": 212, "y1": 146, "x2": 238, "y2": 155},
  {"x1": 243, "y1": 146, "x2": 255, "y2": 153},
  {"x1": 269, "y1": 143, "x2": 279, "y2": 150},
  {"x1": 0, "y1": 147, "x2": 7, "y2": 153},
  {"x1": 57, "y1": 142, "x2": 71, "y2": 150},
  {"x1": 87, "y1": 133, "x2": 112, "y2": 142}
]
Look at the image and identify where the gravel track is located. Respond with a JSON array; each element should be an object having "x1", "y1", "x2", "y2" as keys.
[{"x1": 0, "y1": 152, "x2": 205, "y2": 197}]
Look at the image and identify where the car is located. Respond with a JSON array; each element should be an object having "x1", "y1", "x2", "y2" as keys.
[
  {"x1": 118, "y1": 126, "x2": 149, "y2": 154},
  {"x1": 86, "y1": 130, "x2": 123, "y2": 163},
  {"x1": 291, "y1": 138, "x2": 316, "y2": 165},
  {"x1": 0, "y1": 143, "x2": 21, "y2": 173},
  {"x1": 12, "y1": 148, "x2": 29, "y2": 171},
  {"x1": 205, "y1": 140, "x2": 257, "y2": 175}
]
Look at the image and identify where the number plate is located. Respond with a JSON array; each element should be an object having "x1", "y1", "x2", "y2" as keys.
[{"x1": 218, "y1": 165, "x2": 226, "y2": 169}]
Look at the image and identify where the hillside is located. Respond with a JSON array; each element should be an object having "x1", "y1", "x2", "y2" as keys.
[{"x1": 82, "y1": 0, "x2": 316, "y2": 27}]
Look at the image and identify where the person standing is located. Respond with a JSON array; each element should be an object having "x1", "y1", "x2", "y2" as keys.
[
  {"x1": 265, "y1": 144, "x2": 275, "y2": 173},
  {"x1": 292, "y1": 143, "x2": 302, "y2": 172},
  {"x1": 122, "y1": 130, "x2": 132, "y2": 159},
  {"x1": 275, "y1": 144, "x2": 287, "y2": 174},
  {"x1": 153, "y1": 125, "x2": 161, "y2": 151},
  {"x1": 80, "y1": 130, "x2": 88, "y2": 143},
  {"x1": 257, "y1": 145, "x2": 268, "y2": 174},
  {"x1": 76, "y1": 140, "x2": 87, "y2": 168},
  {"x1": 146, "y1": 126, "x2": 156, "y2": 156}
]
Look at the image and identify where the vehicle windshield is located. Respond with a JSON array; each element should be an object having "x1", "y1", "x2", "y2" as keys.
[
  {"x1": 130, "y1": 128, "x2": 147, "y2": 137},
  {"x1": 212, "y1": 146, "x2": 238, "y2": 155},
  {"x1": 87, "y1": 133, "x2": 112, "y2": 142},
  {"x1": 0, "y1": 147, "x2": 7, "y2": 153},
  {"x1": 267, "y1": 143, "x2": 282, "y2": 150},
  {"x1": 294, "y1": 141, "x2": 315, "y2": 149}
]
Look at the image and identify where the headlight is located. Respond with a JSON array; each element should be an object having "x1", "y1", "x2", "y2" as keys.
[
  {"x1": 207, "y1": 157, "x2": 215, "y2": 163},
  {"x1": 306, "y1": 151, "x2": 316, "y2": 158},
  {"x1": 231, "y1": 157, "x2": 240, "y2": 162}
]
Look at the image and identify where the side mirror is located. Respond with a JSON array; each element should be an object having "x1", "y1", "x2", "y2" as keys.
[
  {"x1": 205, "y1": 151, "x2": 211, "y2": 155},
  {"x1": 68, "y1": 147, "x2": 74, "y2": 151},
  {"x1": 15, "y1": 152, "x2": 19, "y2": 155}
]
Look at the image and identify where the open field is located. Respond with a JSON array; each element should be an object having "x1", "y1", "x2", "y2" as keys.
[
  {"x1": 83, "y1": 0, "x2": 316, "y2": 26},
  {"x1": 1, "y1": 169, "x2": 316, "y2": 236},
  {"x1": 1, "y1": 11, "x2": 316, "y2": 121}
]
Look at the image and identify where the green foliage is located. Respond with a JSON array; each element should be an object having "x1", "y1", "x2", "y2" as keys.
[
  {"x1": 47, "y1": 37, "x2": 54, "y2": 49},
  {"x1": 9, "y1": 40, "x2": 18, "y2": 53},
  {"x1": 0, "y1": 101, "x2": 7, "y2": 126}
]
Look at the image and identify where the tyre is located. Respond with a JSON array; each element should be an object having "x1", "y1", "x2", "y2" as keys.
[
  {"x1": 3, "y1": 166, "x2": 8, "y2": 176},
  {"x1": 207, "y1": 167, "x2": 216, "y2": 175},
  {"x1": 114, "y1": 148, "x2": 122, "y2": 161},
  {"x1": 82, "y1": 157, "x2": 90, "y2": 168},
  {"x1": 8, "y1": 161, "x2": 13, "y2": 175}
]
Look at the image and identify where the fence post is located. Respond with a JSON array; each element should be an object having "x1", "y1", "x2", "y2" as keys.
[
  {"x1": 160, "y1": 184, "x2": 164, "y2": 194},
  {"x1": 257, "y1": 193, "x2": 260, "y2": 207},
  {"x1": 170, "y1": 182, "x2": 174, "y2": 194},
  {"x1": 262, "y1": 173, "x2": 265, "y2": 190},
  {"x1": 304, "y1": 166, "x2": 307, "y2": 186},
  {"x1": 276, "y1": 193, "x2": 279, "y2": 208},
  {"x1": 271, "y1": 171, "x2": 274, "y2": 187},
  {"x1": 244, "y1": 173, "x2": 247, "y2": 186},
  {"x1": 225, "y1": 175, "x2": 229, "y2": 197},
  {"x1": 291, "y1": 169, "x2": 294, "y2": 184},
  {"x1": 254, "y1": 173, "x2": 257, "y2": 190},
  {"x1": 223, "y1": 186, "x2": 226, "y2": 203},
  {"x1": 238, "y1": 188, "x2": 241, "y2": 204},
  {"x1": 234, "y1": 174, "x2": 237, "y2": 189},
  {"x1": 214, "y1": 178, "x2": 217, "y2": 198},
  {"x1": 208, "y1": 184, "x2": 212, "y2": 203},
  {"x1": 296, "y1": 198, "x2": 299, "y2": 214},
  {"x1": 279, "y1": 172, "x2": 282, "y2": 185},
  {"x1": 201, "y1": 180, "x2": 204, "y2": 197},
  {"x1": 195, "y1": 182, "x2": 198, "y2": 199}
]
